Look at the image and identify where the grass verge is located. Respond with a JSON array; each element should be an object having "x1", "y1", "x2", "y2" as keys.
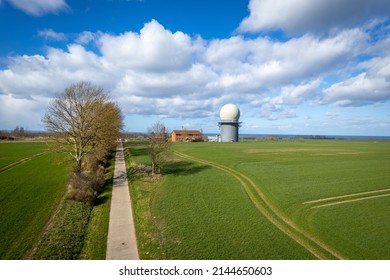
[
  {"x1": 124, "y1": 144, "x2": 166, "y2": 259},
  {"x1": 32, "y1": 201, "x2": 92, "y2": 260}
]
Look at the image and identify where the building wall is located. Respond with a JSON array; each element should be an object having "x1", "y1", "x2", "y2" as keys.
[
  {"x1": 220, "y1": 122, "x2": 239, "y2": 142},
  {"x1": 171, "y1": 130, "x2": 202, "y2": 142}
]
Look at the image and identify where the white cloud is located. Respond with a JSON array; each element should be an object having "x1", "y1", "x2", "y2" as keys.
[
  {"x1": 320, "y1": 56, "x2": 390, "y2": 106},
  {"x1": 117, "y1": 94, "x2": 222, "y2": 119},
  {"x1": 0, "y1": 55, "x2": 55, "y2": 99},
  {"x1": 75, "y1": 31, "x2": 102, "y2": 45},
  {"x1": 115, "y1": 64, "x2": 217, "y2": 98},
  {"x1": 203, "y1": 28, "x2": 367, "y2": 93},
  {"x1": 37, "y1": 29, "x2": 67, "y2": 41},
  {"x1": 244, "y1": 80, "x2": 319, "y2": 121},
  {"x1": 275, "y1": 80, "x2": 321, "y2": 106},
  {"x1": 46, "y1": 45, "x2": 101, "y2": 73},
  {"x1": 0, "y1": 19, "x2": 389, "y2": 132},
  {"x1": 0, "y1": 93, "x2": 50, "y2": 130},
  {"x1": 238, "y1": 0, "x2": 390, "y2": 35},
  {"x1": 0, "y1": 44, "x2": 106, "y2": 99},
  {"x1": 6, "y1": 0, "x2": 69, "y2": 16},
  {"x1": 99, "y1": 20, "x2": 197, "y2": 72}
]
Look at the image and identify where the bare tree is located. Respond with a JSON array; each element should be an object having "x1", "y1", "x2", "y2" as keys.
[
  {"x1": 147, "y1": 121, "x2": 171, "y2": 175},
  {"x1": 12, "y1": 126, "x2": 25, "y2": 137},
  {"x1": 43, "y1": 81, "x2": 123, "y2": 172}
]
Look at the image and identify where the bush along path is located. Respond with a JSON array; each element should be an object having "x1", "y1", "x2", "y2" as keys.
[{"x1": 106, "y1": 141, "x2": 139, "y2": 260}]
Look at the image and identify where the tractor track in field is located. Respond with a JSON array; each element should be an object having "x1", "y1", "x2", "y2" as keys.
[
  {"x1": 174, "y1": 151, "x2": 345, "y2": 260},
  {"x1": 310, "y1": 193, "x2": 390, "y2": 209},
  {"x1": 304, "y1": 188, "x2": 390, "y2": 209},
  {"x1": 0, "y1": 153, "x2": 46, "y2": 174}
]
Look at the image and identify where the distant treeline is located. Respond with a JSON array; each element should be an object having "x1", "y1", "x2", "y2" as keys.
[
  {"x1": 0, "y1": 127, "x2": 52, "y2": 140},
  {"x1": 1, "y1": 127, "x2": 139, "y2": 141}
]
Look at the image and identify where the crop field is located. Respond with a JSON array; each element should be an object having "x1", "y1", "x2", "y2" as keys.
[
  {"x1": 128, "y1": 140, "x2": 390, "y2": 259},
  {"x1": 0, "y1": 142, "x2": 70, "y2": 259}
]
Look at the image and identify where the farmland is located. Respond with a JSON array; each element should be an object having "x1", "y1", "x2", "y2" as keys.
[
  {"x1": 1, "y1": 139, "x2": 389, "y2": 260},
  {"x1": 0, "y1": 142, "x2": 70, "y2": 259},
  {"x1": 127, "y1": 140, "x2": 390, "y2": 259}
]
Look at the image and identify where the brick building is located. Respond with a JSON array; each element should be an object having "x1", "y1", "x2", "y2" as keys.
[{"x1": 171, "y1": 130, "x2": 203, "y2": 142}]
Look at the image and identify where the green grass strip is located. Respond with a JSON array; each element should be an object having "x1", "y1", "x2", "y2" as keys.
[
  {"x1": 124, "y1": 145, "x2": 166, "y2": 260},
  {"x1": 32, "y1": 201, "x2": 92, "y2": 260}
]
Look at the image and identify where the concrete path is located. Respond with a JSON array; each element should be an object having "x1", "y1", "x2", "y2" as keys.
[{"x1": 106, "y1": 142, "x2": 139, "y2": 260}]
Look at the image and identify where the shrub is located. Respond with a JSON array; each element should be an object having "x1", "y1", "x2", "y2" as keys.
[{"x1": 66, "y1": 167, "x2": 105, "y2": 204}]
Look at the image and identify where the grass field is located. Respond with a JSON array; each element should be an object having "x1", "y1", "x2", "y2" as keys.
[
  {"x1": 127, "y1": 140, "x2": 390, "y2": 259},
  {"x1": 0, "y1": 142, "x2": 70, "y2": 259},
  {"x1": 0, "y1": 142, "x2": 45, "y2": 167},
  {"x1": 0, "y1": 141, "x2": 116, "y2": 260}
]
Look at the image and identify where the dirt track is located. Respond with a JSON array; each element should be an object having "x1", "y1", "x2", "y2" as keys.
[{"x1": 304, "y1": 188, "x2": 390, "y2": 209}]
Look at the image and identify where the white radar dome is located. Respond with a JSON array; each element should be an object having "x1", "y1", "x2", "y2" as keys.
[{"x1": 220, "y1": 104, "x2": 240, "y2": 121}]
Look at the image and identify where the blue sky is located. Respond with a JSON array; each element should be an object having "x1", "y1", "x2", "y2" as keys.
[{"x1": 1, "y1": 0, "x2": 390, "y2": 136}]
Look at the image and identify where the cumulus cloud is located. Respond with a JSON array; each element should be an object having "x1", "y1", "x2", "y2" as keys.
[
  {"x1": 6, "y1": 0, "x2": 69, "y2": 16},
  {"x1": 275, "y1": 80, "x2": 321, "y2": 106},
  {"x1": 0, "y1": 44, "x2": 105, "y2": 99},
  {"x1": 99, "y1": 20, "x2": 197, "y2": 72},
  {"x1": 117, "y1": 94, "x2": 222, "y2": 119},
  {"x1": 115, "y1": 64, "x2": 217, "y2": 98},
  {"x1": 0, "y1": 21, "x2": 212, "y2": 121},
  {"x1": 37, "y1": 29, "x2": 67, "y2": 41},
  {"x1": 0, "y1": 19, "x2": 389, "y2": 130},
  {"x1": 246, "y1": 80, "x2": 320, "y2": 121},
  {"x1": 238, "y1": 0, "x2": 390, "y2": 35},
  {"x1": 319, "y1": 56, "x2": 390, "y2": 106},
  {"x1": 203, "y1": 28, "x2": 367, "y2": 94}
]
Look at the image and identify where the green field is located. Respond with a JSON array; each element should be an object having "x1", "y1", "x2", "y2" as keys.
[
  {"x1": 127, "y1": 140, "x2": 390, "y2": 259},
  {"x1": 0, "y1": 142, "x2": 70, "y2": 259},
  {"x1": 2, "y1": 140, "x2": 388, "y2": 259}
]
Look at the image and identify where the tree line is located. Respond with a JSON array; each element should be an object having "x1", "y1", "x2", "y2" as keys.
[
  {"x1": 0, "y1": 127, "x2": 51, "y2": 140},
  {"x1": 43, "y1": 81, "x2": 123, "y2": 203},
  {"x1": 42, "y1": 81, "x2": 173, "y2": 202}
]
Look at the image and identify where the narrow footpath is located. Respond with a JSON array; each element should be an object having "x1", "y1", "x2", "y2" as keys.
[{"x1": 106, "y1": 141, "x2": 139, "y2": 260}]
